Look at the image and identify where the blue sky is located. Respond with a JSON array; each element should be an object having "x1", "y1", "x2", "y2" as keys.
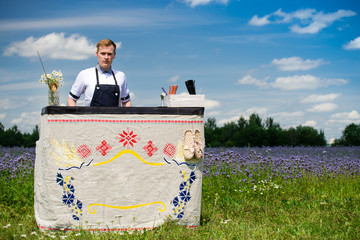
[{"x1": 0, "y1": 0, "x2": 359, "y2": 142}]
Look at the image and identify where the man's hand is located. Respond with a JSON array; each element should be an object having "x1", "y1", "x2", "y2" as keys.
[
  {"x1": 122, "y1": 100, "x2": 132, "y2": 107},
  {"x1": 67, "y1": 97, "x2": 77, "y2": 106}
]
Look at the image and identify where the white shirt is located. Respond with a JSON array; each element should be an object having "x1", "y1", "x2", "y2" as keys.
[{"x1": 69, "y1": 65, "x2": 130, "y2": 106}]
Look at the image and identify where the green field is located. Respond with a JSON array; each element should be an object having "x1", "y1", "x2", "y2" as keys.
[{"x1": 1, "y1": 146, "x2": 359, "y2": 239}]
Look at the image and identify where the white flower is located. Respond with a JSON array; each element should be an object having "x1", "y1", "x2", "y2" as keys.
[
  {"x1": 39, "y1": 70, "x2": 63, "y2": 88},
  {"x1": 21, "y1": 234, "x2": 26, "y2": 238},
  {"x1": 220, "y1": 219, "x2": 232, "y2": 224}
]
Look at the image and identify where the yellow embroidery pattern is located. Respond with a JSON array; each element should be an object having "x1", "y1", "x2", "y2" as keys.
[
  {"x1": 52, "y1": 139, "x2": 83, "y2": 168},
  {"x1": 174, "y1": 141, "x2": 185, "y2": 162},
  {"x1": 93, "y1": 149, "x2": 167, "y2": 166},
  {"x1": 88, "y1": 201, "x2": 167, "y2": 214}
]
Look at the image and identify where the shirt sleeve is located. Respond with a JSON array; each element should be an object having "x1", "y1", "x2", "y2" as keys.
[
  {"x1": 120, "y1": 73, "x2": 130, "y2": 102},
  {"x1": 69, "y1": 71, "x2": 87, "y2": 101}
]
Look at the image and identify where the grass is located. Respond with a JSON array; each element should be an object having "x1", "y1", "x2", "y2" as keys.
[{"x1": 1, "y1": 147, "x2": 360, "y2": 239}]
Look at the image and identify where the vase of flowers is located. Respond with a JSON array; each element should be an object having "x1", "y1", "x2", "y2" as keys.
[{"x1": 40, "y1": 70, "x2": 63, "y2": 106}]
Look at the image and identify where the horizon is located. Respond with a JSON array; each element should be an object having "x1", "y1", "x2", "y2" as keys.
[{"x1": 0, "y1": 0, "x2": 359, "y2": 142}]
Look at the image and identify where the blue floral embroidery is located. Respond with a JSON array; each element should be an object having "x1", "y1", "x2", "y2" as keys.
[
  {"x1": 189, "y1": 171, "x2": 196, "y2": 184},
  {"x1": 172, "y1": 171, "x2": 196, "y2": 219},
  {"x1": 56, "y1": 173, "x2": 83, "y2": 221},
  {"x1": 179, "y1": 190, "x2": 191, "y2": 202},
  {"x1": 76, "y1": 199, "x2": 83, "y2": 210},
  {"x1": 173, "y1": 196, "x2": 180, "y2": 207},
  {"x1": 177, "y1": 212, "x2": 184, "y2": 219},
  {"x1": 56, "y1": 173, "x2": 64, "y2": 186},
  {"x1": 179, "y1": 182, "x2": 188, "y2": 191},
  {"x1": 66, "y1": 184, "x2": 75, "y2": 193},
  {"x1": 62, "y1": 192, "x2": 75, "y2": 205}
]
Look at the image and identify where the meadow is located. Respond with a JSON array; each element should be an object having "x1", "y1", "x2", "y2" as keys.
[{"x1": 1, "y1": 146, "x2": 359, "y2": 239}]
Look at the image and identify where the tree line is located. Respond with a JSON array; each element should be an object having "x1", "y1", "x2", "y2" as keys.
[
  {"x1": 0, "y1": 116, "x2": 359, "y2": 147},
  {"x1": 0, "y1": 123, "x2": 39, "y2": 148},
  {"x1": 205, "y1": 113, "x2": 360, "y2": 147},
  {"x1": 332, "y1": 123, "x2": 360, "y2": 146}
]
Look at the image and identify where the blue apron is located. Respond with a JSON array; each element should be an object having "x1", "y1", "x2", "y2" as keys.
[{"x1": 90, "y1": 68, "x2": 120, "y2": 107}]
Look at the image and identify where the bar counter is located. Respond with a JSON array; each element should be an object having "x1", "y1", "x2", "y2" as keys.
[{"x1": 35, "y1": 106, "x2": 205, "y2": 231}]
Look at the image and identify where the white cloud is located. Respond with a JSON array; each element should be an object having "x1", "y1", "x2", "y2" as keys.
[
  {"x1": 303, "y1": 120, "x2": 317, "y2": 127},
  {"x1": 205, "y1": 99, "x2": 221, "y2": 109},
  {"x1": 343, "y1": 36, "x2": 360, "y2": 50},
  {"x1": 238, "y1": 73, "x2": 347, "y2": 90},
  {"x1": 10, "y1": 112, "x2": 41, "y2": 132},
  {"x1": 0, "y1": 9, "x2": 191, "y2": 32},
  {"x1": 248, "y1": 15, "x2": 271, "y2": 26},
  {"x1": 237, "y1": 75, "x2": 268, "y2": 88},
  {"x1": 291, "y1": 9, "x2": 316, "y2": 21},
  {"x1": 249, "y1": 8, "x2": 356, "y2": 34},
  {"x1": 244, "y1": 107, "x2": 267, "y2": 115},
  {"x1": 292, "y1": 9, "x2": 357, "y2": 34},
  {"x1": 323, "y1": 78, "x2": 348, "y2": 86},
  {"x1": 328, "y1": 110, "x2": 360, "y2": 126},
  {"x1": 0, "y1": 99, "x2": 27, "y2": 110},
  {"x1": 168, "y1": 75, "x2": 180, "y2": 83},
  {"x1": 301, "y1": 93, "x2": 341, "y2": 103},
  {"x1": 0, "y1": 113, "x2": 6, "y2": 121},
  {"x1": 3, "y1": 32, "x2": 105, "y2": 60},
  {"x1": 272, "y1": 75, "x2": 321, "y2": 90},
  {"x1": 218, "y1": 116, "x2": 241, "y2": 125},
  {"x1": 0, "y1": 80, "x2": 43, "y2": 92},
  {"x1": 217, "y1": 107, "x2": 268, "y2": 126},
  {"x1": 181, "y1": 0, "x2": 228, "y2": 7},
  {"x1": 272, "y1": 57, "x2": 327, "y2": 71},
  {"x1": 330, "y1": 110, "x2": 360, "y2": 120},
  {"x1": 205, "y1": 110, "x2": 223, "y2": 117},
  {"x1": 270, "y1": 111, "x2": 305, "y2": 119},
  {"x1": 290, "y1": 21, "x2": 327, "y2": 34},
  {"x1": 307, "y1": 103, "x2": 338, "y2": 112}
]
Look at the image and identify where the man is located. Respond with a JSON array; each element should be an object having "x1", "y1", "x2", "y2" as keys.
[{"x1": 67, "y1": 39, "x2": 131, "y2": 107}]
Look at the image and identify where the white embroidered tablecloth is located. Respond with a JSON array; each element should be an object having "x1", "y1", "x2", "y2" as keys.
[{"x1": 34, "y1": 107, "x2": 204, "y2": 231}]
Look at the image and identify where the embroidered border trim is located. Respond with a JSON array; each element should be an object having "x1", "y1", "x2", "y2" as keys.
[
  {"x1": 37, "y1": 224, "x2": 199, "y2": 232},
  {"x1": 47, "y1": 119, "x2": 203, "y2": 124}
]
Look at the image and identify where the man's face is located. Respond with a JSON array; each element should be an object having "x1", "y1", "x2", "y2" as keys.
[{"x1": 96, "y1": 45, "x2": 116, "y2": 71}]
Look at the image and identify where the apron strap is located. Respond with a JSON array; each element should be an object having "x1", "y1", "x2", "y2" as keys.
[
  {"x1": 112, "y1": 71, "x2": 118, "y2": 85},
  {"x1": 95, "y1": 68, "x2": 118, "y2": 86}
]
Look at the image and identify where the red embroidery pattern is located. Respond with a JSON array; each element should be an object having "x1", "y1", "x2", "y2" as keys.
[
  {"x1": 143, "y1": 141, "x2": 158, "y2": 157},
  {"x1": 96, "y1": 140, "x2": 112, "y2": 156},
  {"x1": 163, "y1": 143, "x2": 176, "y2": 158},
  {"x1": 77, "y1": 144, "x2": 91, "y2": 158},
  {"x1": 48, "y1": 119, "x2": 203, "y2": 124},
  {"x1": 117, "y1": 128, "x2": 139, "y2": 149}
]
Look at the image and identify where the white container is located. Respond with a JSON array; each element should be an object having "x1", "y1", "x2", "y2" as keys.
[{"x1": 164, "y1": 94, "x2": 205, "y2": 107}]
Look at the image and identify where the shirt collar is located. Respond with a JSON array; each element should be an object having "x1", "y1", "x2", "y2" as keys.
[{"x1": 96, "y1": 64, "x2": 112, "y2": 74}]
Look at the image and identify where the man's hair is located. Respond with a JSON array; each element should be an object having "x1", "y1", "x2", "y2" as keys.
[{"x1": 96, "y1": 39, "x2": 116, "y2": 52}]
